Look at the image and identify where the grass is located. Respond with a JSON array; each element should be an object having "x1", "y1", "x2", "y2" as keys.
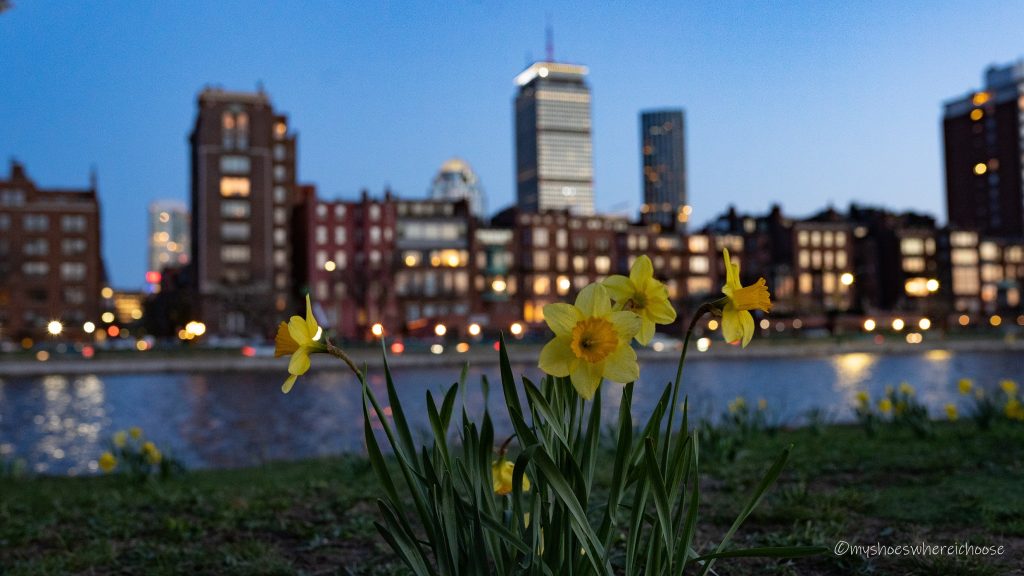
[{"x1": 1, "y1": 422, "x2": 1022, "y2": 575}]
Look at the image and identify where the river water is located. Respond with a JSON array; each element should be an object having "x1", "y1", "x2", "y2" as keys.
[{"x1": 0, "y1": 350, "x2": 1019, "y2": 475}]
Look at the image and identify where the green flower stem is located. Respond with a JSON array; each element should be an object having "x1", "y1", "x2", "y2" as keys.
[
  {"x1": 662, "y1": 300, "x2": 718, "y2": 465},
  {"x1": 325, "y1": 340, "x2": 362, "y2": 380}
]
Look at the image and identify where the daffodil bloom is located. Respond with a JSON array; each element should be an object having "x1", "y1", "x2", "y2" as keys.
[
  {"x1": 719, "y1": 249, "x2": 772, "y2": 347},
  {"x1": 601, "y1": 255, "x2": 677, "y2": 345},
  {"x1": 855, "y1": 391, "x2": 869, "y2": 406},
  {"x1": 492, "y1": 459, "x2": 530, "y2": 495},
  {"x1": 899, "y1": 382, "x2": 915, "y2": 396},
  {"x1": 1005, "y1": 398, "x2": 1022, "y2": 420},
  {"x1": 275, "y1": 294, "x2": 328, "y2": 394},
  {"x1": 728, "y1": 396, "x2": 746, "y2": 414},
  {"x1": 99, "y1": 451, "x2": 117, "y2": 473},
  {"x1": 1000, "y1": 379, "x2": 1018, "y2": 396},
  {"x1": 958, "y1": 379, "x2": 973, "y2": 395},
  {"x1": 129, "y1": 426, "x2": 142, "y2": 440},
  {"x1": 945, "y1": 403, "x2": 958, "y2": 421},
  {"x1": 142, "y1": 441, "x2": 162, "y2": 465},
  {"x1": 878, "y1": 398, "x2": 893, "y2": 414},
  {"x1": 539, "y1": 284, "x2": 641, "y2": 400},
  {"x1": 113, "y1": 430, "x2": 127, "y2": 448}
]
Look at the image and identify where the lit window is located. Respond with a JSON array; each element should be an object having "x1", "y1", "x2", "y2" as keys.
[
  {"x1": 316, "y1": 226, "x2": 327, "y2": 245},
  {"x1": 970, "y1": 109, "x2": 984, "y2": 121},
  {"x1": 274, "y1": 228, "x2": 286, "y2": 247},
  {"x1": 274, "y1": 121, "x2": 287, "y2": 139},
  {"x1": 534, "y1": 251, "x2": 550, "y2": 270},
  {"x1": 60, "y1": 262, "x2": 86, "y2": 281},
  {"x1": 220, "y1": 177, "x2": 250, "y2": 197},
  {"x1": 23, "y1": 261, "x2": 49, "y2": 275},
  {"x1": 974, "y1": 163, "x2": 987, "y2": 175},
  {"x1": 274, "y1": 208, "x2": 287, "y2": 225},
  {"x1": 274, "y1": 249, "x2": 287, "y2": 267},
  {"x1": 799, "y1": 273, "x2": 812, "y2": 294},
  {"x1": 595, "y1": 256, "x2": 611, "y2": 274},
  {"x1": 533, "y1": 276, "x2": 550, "y2": 295},
  {"x1": 334, "y1": 227, "x2": 346, "y2": 244},
  {"x1": 221, "y1": 246, "x2": 251, "y2": 263},
  {"x1": 334, "y1": 204, "x2": 346, "y2": 218}
]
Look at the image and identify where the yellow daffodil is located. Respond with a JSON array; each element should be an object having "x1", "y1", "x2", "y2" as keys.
[
  {"x1": 275, "y1": 294, "x2": 328, "y2": 394},
  {"x1": 958, "y1": 379, "x2": 973, "y2": 395},
  {"x1": 878, "y1": 398, "x2": 893, "y2": 414},
  {"x1": 719, "y1": 249, "x2": 772, "y2": 348},
  {"x1": 99, "y1": 451, "x2": 117, "y2": 473},
  {"x1": 113, "y1": 430, "x2": 127, "y2": 448},
  {"x1": 142, "y1": 441, "x2": 162, "y2": 465},
  {"x1": 1000, "y1": 379, "x2": 1018, "y2": 396},
  {"x1": 492, "y1": 459, "x2": 530, "y2": 495},
  {"x1": 945, "y1": 403, "x2": 958, "y2": 421},
  {"x1": 727, "y1": 396, "x2": 747, "y2": 414},
  {"x1": 601, "y1": 255, "x2": 677, "y2": 344},
  {"x1": 899, "y1": 382, "x2": 915, "y2": 396},
  {"x1": 129, "y1": 426, "x2": 142, "y2": 440},
  {"x1": 855, "y1": 391, "x2": 870, "y2": 406},
  {"x1": 539, "y1": 283, "x2": 641, "y2": 400},
  {"x1": 1005, "y1": 398, "x2": 1023, "y2": 420}
]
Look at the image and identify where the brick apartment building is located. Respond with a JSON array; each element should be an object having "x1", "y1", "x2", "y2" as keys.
[
  {"x1": 189, "y1": 87, "x2": 299, "y2": 337},
  {"x1": 0, "y1": 161, "x2": 105, "y2": 340}
]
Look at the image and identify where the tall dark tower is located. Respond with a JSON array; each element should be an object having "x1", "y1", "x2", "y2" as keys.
[
  {"x1": 514, "y1": 61, "x2": 594, "y2": 215},
  {"x1": 640, "y1": 109, "x2": 688, "y2": 231},
  {"x1": 943, "y1": 61, "x2": 1024, "y2": 238},
  {"x1": 189, "y1": 87, "x2": 298, "y2": 336}
]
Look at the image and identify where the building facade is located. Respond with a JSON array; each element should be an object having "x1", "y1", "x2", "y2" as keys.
[
  {"x1": 148, "y1": 200, "x2": 190, "y2": 279},
  {"x1": 640, "y1": 109, "x2": 689, "y2": 230},
  {"x1": 189, "y1": 87, "x2": 299, "y2": 336},
  {"x1": 430, "y1": 157, "x2": 486, "y2": 219},
  {"x1": 0, "y1": 161, "x2": 104, "y2": 340},
  {"x1": 943, "y1": 61, "x2": 1024, "y2": 238},
  {"x1": 514, "y1": 61, "x2": 595, "y2": 216}
]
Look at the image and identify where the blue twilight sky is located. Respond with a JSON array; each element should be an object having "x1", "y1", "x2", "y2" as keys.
[{"x1": 2, "y1": 1, "x2": 1023, "y2": 289}]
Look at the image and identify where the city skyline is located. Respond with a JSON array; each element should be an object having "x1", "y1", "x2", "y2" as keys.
[{"x1": 3, "y1": 2, "x2": 1024, "y2": 288}]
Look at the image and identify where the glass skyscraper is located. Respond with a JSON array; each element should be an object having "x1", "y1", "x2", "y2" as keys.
[
  {"x1": 640, "y1": 109, "x2": 688, "y2": 230},
  {"x1": 514, "y1": 61, "x2": 594, "y2": 216}
]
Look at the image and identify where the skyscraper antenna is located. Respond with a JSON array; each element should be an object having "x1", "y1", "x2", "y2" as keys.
[{"x1": 545, "y1": 15, "x2": 554, "y2": 62}]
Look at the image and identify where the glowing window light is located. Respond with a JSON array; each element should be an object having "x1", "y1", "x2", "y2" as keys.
[{"x1": 974, "y1": 163, "x2": 987, "y2": 175}]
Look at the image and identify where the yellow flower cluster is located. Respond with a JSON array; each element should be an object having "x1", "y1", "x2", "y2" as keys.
[
  {"x1": 99, "y1": 451, "x2": 117, "y2": 473},
  {"x1": 539, "y1": 252, "x2": 772, "y2": 399}
]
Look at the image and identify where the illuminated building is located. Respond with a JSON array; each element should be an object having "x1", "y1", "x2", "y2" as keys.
[
  {"x1": 0, "y1": 161, "x2": 105, "y2": 340},
  {"x1": 514, "y1": 61, "x2": 594, "y2": 216},
  {"x1": 943, "y1": 61, "x2": 1024, "y2": 238},
  {"x1": 147, "y1": 200, "x2": 189, "y2": 289},
  {"x1": 640, "y1": 109, "x2": 688, "y2": 230},
  {"x1": 189, "y1": 87, "x2": 298, "y2": 336},
  {"x1": 430, "y1": 157, "x2": 486, "y2": 218}
]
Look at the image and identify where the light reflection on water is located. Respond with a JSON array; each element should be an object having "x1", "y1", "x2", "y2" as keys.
[{"x1": 0, "y1": 350, "x2": 1019, "y2": 475}]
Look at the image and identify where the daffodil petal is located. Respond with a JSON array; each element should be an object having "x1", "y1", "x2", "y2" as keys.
[
  {"x1": 539, "y1": 337, "x2": 574, "y2": 377},
  {"x1": 304, "y1": 295, "x2": 319, "y2": 339},
  {"x1": 601, "y1": 275, "x2": 633, "y2": 301},
  {"x1": 275, "y1": 322, "x2": 299, "y2": 357},
  {"x1": 576, "y1": 283, "x2": 612, "y2": 317},
  {"x1": 629, "y1": 255, "x2": 653, "y2": 285},
  {"x1": 569, "y1": 360, "x2": 604, "y2": 400},
  {"x1": 721, "y1": 306, "x2": 744, "y2": 344},
  {"x1": 281, "y1": 373, "x2": 298, "y2": 394},
  {"x1": 645, "y1": 296, "x2": 677, "y2": 324},
  {"x1": 602, "y1": 345, "x2": 638, "y2": 384},
  {"x1": 288, "y1": 316, "x2": 312, "y2": 346},
  {"x1": 739, "y1": 311, "x2": 755, "y2": 348},
  {"x1": 608, "y1": 310, "x2": 642, "y2": 341},
  {"x1": 723, "y1": 249, "x2": 740, "y2": 295},
  {"x1": 543, "y1": 303, "x2": 581, "y2": 338},
  {"x1": 636, "y1": 318, "x2": 655, "y2": 345},
  {"x1": 287, "y1": 349, "x2": 311, "y2": 376}
]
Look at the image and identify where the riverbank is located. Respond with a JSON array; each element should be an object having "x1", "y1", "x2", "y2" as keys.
[
  {"x1": 1, "y1": 422, "x2": 1021, "y2": 575},
  {"x1": 1, "y1": 336, "x2": 1021, "y2": 377}
]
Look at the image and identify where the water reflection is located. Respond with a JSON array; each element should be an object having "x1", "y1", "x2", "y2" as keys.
[{"x1": 0, "y1": 350, "x2": 1020, "y2": 475}]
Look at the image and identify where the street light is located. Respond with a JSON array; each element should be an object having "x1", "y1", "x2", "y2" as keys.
[
  {"x1": 434, "y1": 323, "x2": 447, "y2": 337},
  {"x1": 371, "y1": 323, "x2": 384, "y2": 338},
  {"x1": 46, "y1": 320, "x2": 63, "y2": 336},
  {"x1": 83, "y1": 321, "x2": 96, "y2": 334},
  {"x1": 510, "y1": 322, "x2": 524, "y2": 337},
  {"x1": 840, "y1": 272, "x2": 854, "y2": 286},
  {"x1": 468, "y1": 323, "x2": 481, "y2": 337},
  {"x1": 863, "y1": 319, "x2": 876, "y2": 332}
]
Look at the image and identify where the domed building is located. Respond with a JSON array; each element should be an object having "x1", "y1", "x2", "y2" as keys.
[{"x1": 430, "y1": 157, "x2": 485, "y2": 218}]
